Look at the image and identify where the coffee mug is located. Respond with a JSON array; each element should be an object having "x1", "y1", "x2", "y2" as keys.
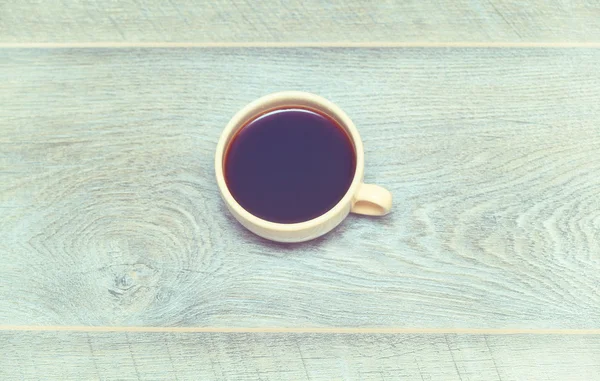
[{"x1": 215, "y1": 91, "x2": 392, "y2": 242}]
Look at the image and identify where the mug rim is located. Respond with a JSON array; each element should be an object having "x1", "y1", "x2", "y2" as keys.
[{"x1": 215, "y1": 91, "x2": 365, "y2": 232}]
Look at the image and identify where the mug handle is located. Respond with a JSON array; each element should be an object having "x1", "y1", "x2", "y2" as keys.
[{"x1": 351, "y1": 183, "x2": 392, "y2": 216}]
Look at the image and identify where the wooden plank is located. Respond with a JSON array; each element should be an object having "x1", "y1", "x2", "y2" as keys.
[
  {"x1": 0, "y1": 331, "x2": 599, "y2": 380},
  {"x1": 1, "y1": 48, "x2": 600, "y2": 328},
  {"x1": 1, "y1": 1, "x2": 600, "y2": 43}
]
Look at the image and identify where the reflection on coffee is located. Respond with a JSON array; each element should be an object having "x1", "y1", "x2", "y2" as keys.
[{"x1": 224, "y1": 108, "x2": 356, "y2": 223}]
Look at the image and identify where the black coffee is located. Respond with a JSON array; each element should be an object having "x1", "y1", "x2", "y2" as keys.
[{"x1": 224, "y1": 108, "x2": 356, "y2": 223}]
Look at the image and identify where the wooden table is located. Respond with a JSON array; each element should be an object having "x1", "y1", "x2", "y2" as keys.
[{"x1": 1, "y1": 1, "x2": 600, "y2": 379}]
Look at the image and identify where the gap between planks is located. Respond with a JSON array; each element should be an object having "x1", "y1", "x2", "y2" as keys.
[
  {"x1": 1, "y1": 42, "x2": 600, "y2": 48},
  {"x1": 1, "y1": 326, "x2": 600, "y2": 335}
]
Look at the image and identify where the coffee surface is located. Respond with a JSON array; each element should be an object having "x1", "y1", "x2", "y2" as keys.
[{"x1": 224, "y1": 108, "x2": 356, "y2": 223}]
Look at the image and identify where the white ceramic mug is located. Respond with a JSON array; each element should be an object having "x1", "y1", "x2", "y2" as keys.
[{"x1": 215, "y1": 91, "x2": 392, "y2": 242}]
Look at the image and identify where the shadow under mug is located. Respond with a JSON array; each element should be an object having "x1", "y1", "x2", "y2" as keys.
[{"x1": 215, "y1": 91, "x2": 392, "y2": 243}]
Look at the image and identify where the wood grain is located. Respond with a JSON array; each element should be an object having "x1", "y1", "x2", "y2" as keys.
[
  {"x1": 0, "y1": 332, "x2": 598, "y2": 380},
  {"x1": 1, "y1": 1, "x2": 600, "y2": 43},
  {"x1": 1, "y1": 48, "x2": 600, "y2": 329}
]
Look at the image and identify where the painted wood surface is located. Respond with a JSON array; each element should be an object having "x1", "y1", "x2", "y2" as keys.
[
  {"x1": 1, "y1": 1, "x2": 600, "y2": 43},
  {"x1": 2, "y1": 48, "x2": 599, "y2": 330},
  {"x1": 1, "y1": 331, "x2": 599, "y2": 380}
]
